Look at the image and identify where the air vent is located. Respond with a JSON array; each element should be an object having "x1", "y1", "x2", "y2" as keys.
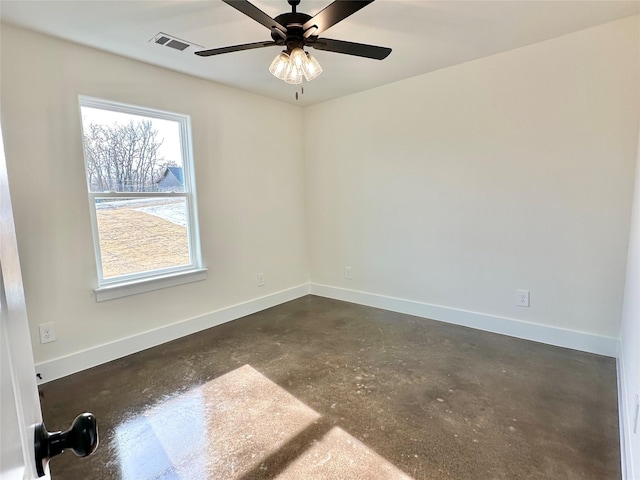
[
  {"x1": 166, "y1": 39, "x2": 189, "y2": 51},
  {"x1": 150, "y1": 33, "x2": 203, "y2": 53},
  {"x1": 155, "y1": 35, "x2": 171, "y2": 46}
]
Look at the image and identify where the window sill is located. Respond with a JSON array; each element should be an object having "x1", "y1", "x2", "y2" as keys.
[{"x1": 94, "y1": 268, "x2": 208, "y2": 302}]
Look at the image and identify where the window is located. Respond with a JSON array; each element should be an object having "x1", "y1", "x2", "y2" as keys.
[{"x1": 79, "y1": 96, "x2": 204, "y2": 300}]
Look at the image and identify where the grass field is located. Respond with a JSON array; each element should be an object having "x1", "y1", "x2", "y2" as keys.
[{"x1": 96, "y1": 206, "x2": 189, "y2": 279}]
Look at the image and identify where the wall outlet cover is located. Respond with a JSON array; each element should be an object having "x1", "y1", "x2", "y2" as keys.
[
  {"x1": 515, "y1": 289, "x2": 530, "y2": 307},
  {"x1": 39, "y1": 323, "x2": 56, "y2": 344}
]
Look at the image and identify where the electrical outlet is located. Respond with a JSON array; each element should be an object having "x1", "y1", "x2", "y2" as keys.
[
  {"x1": 345, "y1": 266, "x2": 352, "y2": 280},
  {"x1": 39, "y1": 323, "x2": 56, "y2": 344},
  {"x1": 515, "y1": 289, "x2": 530, "y2": 307},
  {"x1": 257, "y1": 273, "x2": 265, "y2": 287}
]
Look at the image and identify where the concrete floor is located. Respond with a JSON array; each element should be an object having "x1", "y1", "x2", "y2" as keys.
[{"x1": 39, "y1": 295, "x2": 620, "y2": 479}]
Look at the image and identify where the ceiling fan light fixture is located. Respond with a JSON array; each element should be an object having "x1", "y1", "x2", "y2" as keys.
[
  {"x1": 269, "y1": 51, "x2": 290, "y2": 80},
  {"x1": 303, "y1": 52, "x2": 322, "y2": 81},
  {"x1": 270, "y1": 47, "x2": 322, "y2": 84}
]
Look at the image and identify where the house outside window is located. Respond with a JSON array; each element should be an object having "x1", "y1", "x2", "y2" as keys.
[
  {"x1": 157, "y1": 166, "x2": 185, "y2": 192},
  {"x1": 79, "y1": 96, "x2": 205, "y2": 301}
]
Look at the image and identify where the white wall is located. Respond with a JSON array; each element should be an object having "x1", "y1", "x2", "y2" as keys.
[
  {"x1": 619, "y1": 125, "x2": 640, "y2": 478},
  {"x1": 0, "y1": 24, "x2": 309, "y2": 368},
  {"x1": 305, "y1": 16, "x2": 639, "y2": 340}
]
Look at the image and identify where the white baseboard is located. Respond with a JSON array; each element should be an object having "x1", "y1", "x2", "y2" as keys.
[
  {"x1": 310, "y1": 283, "x2": 618, "y2": 357},
  {"x1": 617, "y1": 341, "x2": 634, "y2": 480},
  {"x1": 36, "y1": 282, "x2": 618, "y2": 384},
  {"x1": 35, "y1": 284, "x2": 310, "y2": 384}
]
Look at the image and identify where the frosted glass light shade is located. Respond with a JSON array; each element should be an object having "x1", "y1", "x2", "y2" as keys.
[
  {"x1": 269, "y1": 52, "x2": 290, "y2": 80},
  {"x1": 303, "y1": 53, "x2": 323, "y2": 81},
  {"x1": 284, "y1": 63, "x2": 303, "y2": 84},
  {"x1": 289, "y1": 48, "x2": 306, "y2": 69}
]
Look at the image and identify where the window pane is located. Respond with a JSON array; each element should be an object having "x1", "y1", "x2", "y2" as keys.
[
  {"x1": 81, "y1": 107, "x2": 185, "y2": 193},
  {"x1": 95, "y1": 197, "x2": 191, "y2": 279}
]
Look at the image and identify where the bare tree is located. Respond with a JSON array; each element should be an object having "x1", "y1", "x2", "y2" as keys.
[{"x1": 83, "y1": 120, "x2": 166, "y2": 192}]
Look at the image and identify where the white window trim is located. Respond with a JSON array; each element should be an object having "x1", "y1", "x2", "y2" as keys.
[
  {"x1": 94, "y1": 268, "x2": 207, "y2": 302},
  {"x1": 79, "y1": 96, "x2": 205, "y2": 300}
]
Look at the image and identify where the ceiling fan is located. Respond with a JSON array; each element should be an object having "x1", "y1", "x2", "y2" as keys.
[{"x1": 195, "y1": 0, "x2": 391, "y2": 85}]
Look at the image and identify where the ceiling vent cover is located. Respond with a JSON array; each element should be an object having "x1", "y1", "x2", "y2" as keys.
[{"x1": 150, "y1": 33, "x2": 202, "y2": 52}]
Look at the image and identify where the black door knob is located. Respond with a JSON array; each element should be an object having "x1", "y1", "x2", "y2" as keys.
[{"x1": 34, "y1": 412, "x2": 99, "y2": 477}]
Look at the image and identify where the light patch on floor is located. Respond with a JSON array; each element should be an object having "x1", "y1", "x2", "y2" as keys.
[
  {"x1": 113, "y1": 365, "x2": 408, "y2": 479},
  {"x1": 277, "y1": 426, "x2": 414, "y2": 479}
]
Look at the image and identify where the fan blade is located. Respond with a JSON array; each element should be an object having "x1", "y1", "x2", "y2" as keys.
[
  {"x1": 303, "y1": 1, "x2": 374, "y2": 36},
  {"x1": 309, "y1": 38, "x2": 391, "y2": 60},
  {"x1": 195, "y1": 41, "x2": 279, "y2": 57},
  {"x1": 222, "y1": 0, "x2": 286, "y2": 33}
]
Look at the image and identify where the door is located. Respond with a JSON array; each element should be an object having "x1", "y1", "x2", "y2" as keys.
[
  {"x1": 0, "y1": 120, "x2": 47, "y2": 479},
  {"x1": 0, "y1": 123, "x2": 97, "y2": 479}
]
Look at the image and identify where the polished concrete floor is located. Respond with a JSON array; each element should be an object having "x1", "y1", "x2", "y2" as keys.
[{"x1": 39, "y1": 295, "x2": 620, "y2": 479}]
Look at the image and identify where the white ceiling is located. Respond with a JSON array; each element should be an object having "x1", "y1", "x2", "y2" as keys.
[{"x1": 1, "y1": 1, "x2": 638, "y2": 106}]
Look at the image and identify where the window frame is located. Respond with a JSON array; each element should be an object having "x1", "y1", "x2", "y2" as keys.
[{"x1": 79, "y1": 96, "x2": 205, "y2": 300}]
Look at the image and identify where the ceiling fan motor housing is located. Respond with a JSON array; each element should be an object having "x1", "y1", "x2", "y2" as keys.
[{"x1": 271, "y1": 12, "x2": 315, "y2": 51}]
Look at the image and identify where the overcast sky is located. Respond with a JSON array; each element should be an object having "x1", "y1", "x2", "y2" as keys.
[{"x1": 80, "y1": 106, "x2": 183, "y2": 165}]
